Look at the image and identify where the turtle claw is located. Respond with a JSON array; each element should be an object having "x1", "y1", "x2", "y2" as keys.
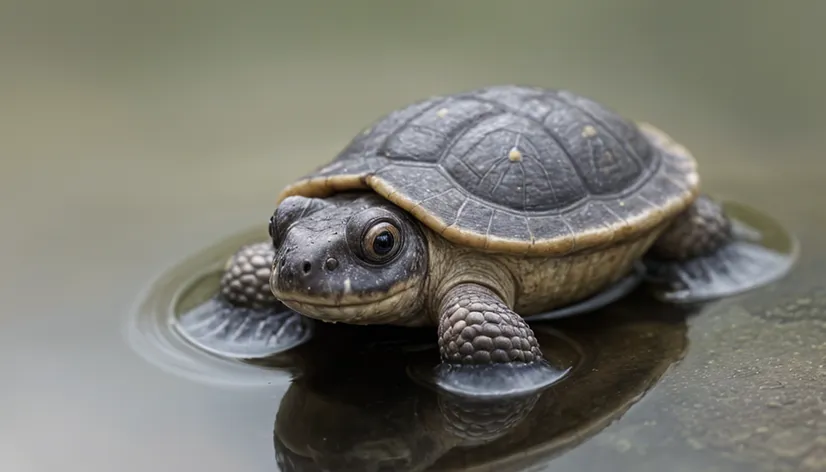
[{"x1": 175, "y1": 296, "x2": 313, "y2": 359}]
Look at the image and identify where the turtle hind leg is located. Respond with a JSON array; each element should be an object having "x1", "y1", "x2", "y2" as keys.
[
  {"x1": 418, "y1": 283, "x2": 569, "y2": 398},
  {"x1": 643, "y1": 195, "x2": 797, "y2": 304},
  {"x1": 175, "y1": 242, "x2": 313, "y2": 359}
]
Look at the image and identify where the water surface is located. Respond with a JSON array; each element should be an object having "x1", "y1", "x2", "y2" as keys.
[{"x1": 1, "y1": 1, "x2": 824, "y2": 471}]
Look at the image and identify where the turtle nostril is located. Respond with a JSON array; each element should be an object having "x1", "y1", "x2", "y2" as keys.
[
  {"x1": 302, "y1": 261, "x2": 312, "y2": 274},
  {"x1": 324, "y1": 257, "x2": 339, "y2": 271}
]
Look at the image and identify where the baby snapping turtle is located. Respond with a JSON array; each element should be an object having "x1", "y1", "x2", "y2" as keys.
[{"x1": 178, "y1": 85, "x2": 794, "y2": 394}]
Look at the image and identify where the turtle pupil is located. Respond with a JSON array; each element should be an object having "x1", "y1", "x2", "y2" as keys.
[{"x1": 373, "y1": 231, "x2": 395, "y2": 255}]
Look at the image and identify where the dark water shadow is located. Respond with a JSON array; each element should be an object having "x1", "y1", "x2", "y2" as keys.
[
  {"x1": 268, "y1": 295, "x2": 691, "y2": 471},
  {"x1": 125, "y1": 230, "x2": 698, "y2": 471}
]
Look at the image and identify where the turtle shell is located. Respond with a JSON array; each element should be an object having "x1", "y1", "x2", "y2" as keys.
[{"x1": 277, "y1": 85, "x2": 699, "y2": 255}]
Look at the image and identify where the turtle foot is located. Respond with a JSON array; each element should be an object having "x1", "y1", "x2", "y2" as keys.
[
  {"x1": 644, "y1": 199, "x2": 798, "y2": 304},
  {"x1": 425, "y1": 283, "x2": 570, "y2": 398},
  {"x1": 174, "y1": 241, "x2": 314, "y2": 358},
  {"x1": 175, "y1": 296, "x2": 313, "y2": 359},
  {"x1": 412, "y1": 361, "x2": 568, "y2": 399}
]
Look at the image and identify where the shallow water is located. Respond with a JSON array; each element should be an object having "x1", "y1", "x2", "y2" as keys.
[{"x1": 2, "y1": 1, "x2": 825, "y2": 471}]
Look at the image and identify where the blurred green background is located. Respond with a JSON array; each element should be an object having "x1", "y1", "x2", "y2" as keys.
[
  {"x1": 1, "y1": 1, "x2": 823, "y2": 471},
  {"x1": 3, "y1": 0, "x2": 823, "y2": 231}
]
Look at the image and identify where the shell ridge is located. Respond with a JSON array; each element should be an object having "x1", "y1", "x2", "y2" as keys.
[
  {"x1": 411, "y1": 187, "x2": 455, "y2": 208},
  {"x1": 466, "y1": 95, "x2": 545, "y2": 123},
  {"x1": 637, "y1": 194, "x2": 659, "y2": 210},
  {"x1": 553, "y1": 92, "x2": 649, "y2": 173},
  {"x1": 541, "y1": 93, "x2": 644, "y2": 194},
  {"x1": 489, "y1": 160, "x2": 512, "y2": 194},
  {"x1": 428, "y1": 163, "x2": 660, "y2": 218},
  {"x1": 538, "y1": 124, "x2": 596, "y2": 198},
  {"x1": 600, "y1": 201, "x2": 631, "y2": 238},
  {"x1": 450, "y1": 149, "x2": 484, "y2": 180},
  {"x1": 663, "y1": 172, "x2": 689, "y2": 191},
  {"x1": 450, "y1": 197, "x2": 470, "y2": 227},
  {"x1": 476, "y1": 152, "x2": 506, "y2": 189},
  {"x1": 560, "y1": 215, "x2": 577, "y2": 253},
  {"x1": 378, "y1": 98, "x2": 448, "y2": 157},
  {"x1": 485, "y1": 99, "x2": 596, "y2": 195},
  {"x1": 445, "y1": 124, "x2": 508, "y2": 180},
  {"x1": 435, "y1": 107, "x2": 503, "y2": 163},
  {"x1": 484, "y1": 209, "x2": 496, "y2": 250},
  {"x1": 518, "y1": 158, "x2": 528, "y2": 213},
  {"x1": 521, "y1": 137, "x2": 560, "y2": 206},
  {"x1": 524, "y1": 215, "x2": 535, "y2": 245}
]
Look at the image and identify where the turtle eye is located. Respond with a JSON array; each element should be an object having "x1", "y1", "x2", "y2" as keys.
[
  {"x1": 362, "y1": 221, "x2": 402, "y2": 263},
  {"x1": 268, "y1": 212, "x2": 284, "y2": 248},
  {"x1": 268, "y1": 214, "x2": 276, "y2": 239}
]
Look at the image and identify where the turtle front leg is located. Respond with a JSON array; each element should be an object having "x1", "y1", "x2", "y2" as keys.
[
  {"x1": 438, "y1": 284, "x2": 541, "y2": 365},
  {"x1": 175, "y1": 242, "x2": 313, "y2": 359},
  {"x1": 643, "y1": 195, "x2": 796, "y2": 303},
  {"x1": 429, "y1": 283, "x2": 566, "y2": 397}
]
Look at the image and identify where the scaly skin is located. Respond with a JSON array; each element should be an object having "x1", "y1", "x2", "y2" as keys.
[
  {"x1": 649, "y1": 195, "x2": 733, "y2": 261},
  {"x1": 219, "y1": 241, "x2": 280, "y2": 309},
  {"x1": 437, "y1": 284, "x2": 541, "y2": 365},
  {"x1": 202, "y1": 191, "x2": 743, "y2": 377}
]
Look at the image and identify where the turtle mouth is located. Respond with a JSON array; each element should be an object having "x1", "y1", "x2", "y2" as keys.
[{"x1": 272, "y1": 280, "x2": 421, "y2": 324}]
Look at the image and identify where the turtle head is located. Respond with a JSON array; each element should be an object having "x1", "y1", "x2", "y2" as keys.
[{"x1": 269, "y1": 192, "x2": 429, "y2": 324}]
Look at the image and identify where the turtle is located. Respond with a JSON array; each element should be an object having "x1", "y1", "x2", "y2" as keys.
[{"x1": 177, "y1": 85, "x2": 795, "y2": 395}]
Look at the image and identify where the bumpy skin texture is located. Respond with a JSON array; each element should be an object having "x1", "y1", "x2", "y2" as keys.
[
  {"x1": 436, "y1": 392, "x2": 540, "y2": 443},
  {"x1": 269, "y1": 193, "x2": 429, "y2": 325},
  {"x1": 437, "y1": 284, "x2": 541, "y2": 365},
  {"x1": 219, "y1": 241, "x2": 279, "y2": 309},
  {"x1": 649, "y1": 195, "x2": 733, "y2": 261}
]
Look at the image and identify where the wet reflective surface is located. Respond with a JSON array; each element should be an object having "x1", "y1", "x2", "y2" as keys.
[
  {"x1": 2, "y1": 1, "x2": 825, "y2": 471},
  {"x1": 271, "y1": 305, "x2": 687, "y2": 471}
]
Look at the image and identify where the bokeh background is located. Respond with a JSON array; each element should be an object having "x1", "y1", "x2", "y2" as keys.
[{"x1": 1, "y1": 1, "x2": 824, "y2": 471}]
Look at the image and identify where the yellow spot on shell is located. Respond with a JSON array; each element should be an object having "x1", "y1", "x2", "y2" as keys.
[
  {"x1": 436, "y1": 108, "x2": 449, "y2": 118},
  {"x1": 508, "y1": 148, "x2": 523, "y2": 162},
  {"x1": 582, "y1": 125, "x2": 597, "y2": 138}
]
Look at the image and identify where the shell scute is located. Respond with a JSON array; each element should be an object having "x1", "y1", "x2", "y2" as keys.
[
  {"x1": 418, "y1": 188, "x2": 467, "y2": 230},
  {"x1": 556, "y1": 90, "x2": 653, "y2": 168},
  {"x1": 487, "y1": 211, "x2": 533, "y2": 250},
  {"x1": 381, "y1": 125, "x2": 446, "y2": 162},
  {"x1": 562, "y1": 202, "x2": 626, "y2": 248},
  {"x1": 444, "y1": 198, "x2": 495, "y2": 239},
  {"x1": 525, "y1": 216, "x2": 577, "y2": 254},
  {"x1": 410, "y1": 98, "x2": 498, "y2": 136},
  {"x1": 542, "y1": 99, "x2": 644, "y2": 196},
  {"x1": 442, "y1": 113, "x2": 586, "y2": 212}
]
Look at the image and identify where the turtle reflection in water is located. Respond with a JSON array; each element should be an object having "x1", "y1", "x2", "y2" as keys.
[
  {"x1": 270, "y1": 302, "x2": 688, "y2": 472},
  {"x1": 176, "y1": 85, "x2": 796, "y2": 395}
]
